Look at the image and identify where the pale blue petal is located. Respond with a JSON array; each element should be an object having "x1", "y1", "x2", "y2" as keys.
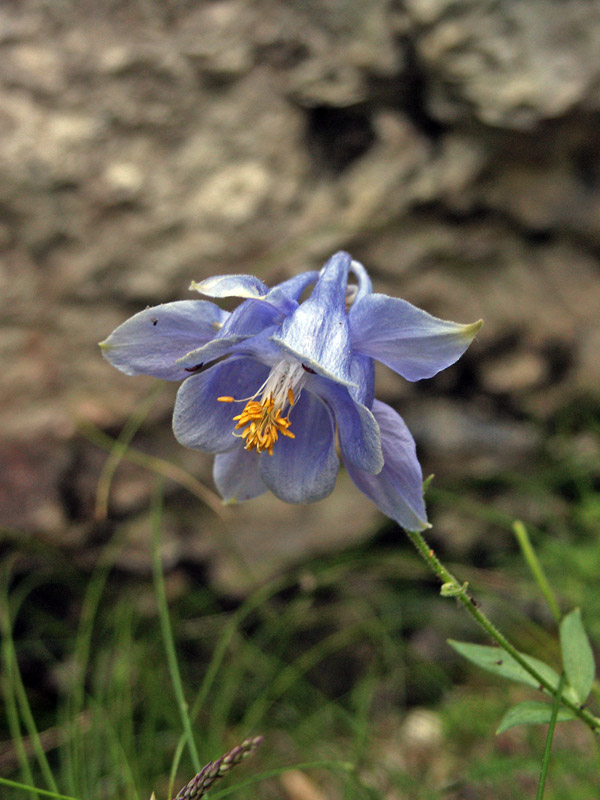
[
  {"x1": 349, "y1": 353, "x2": 375, "y2": 408},
  {"x1": 99, "y1": 300, "x2": 228, "y2": 380},
  {"x1": 257, "y1": 272, "x2": 318, "y2": 319},
  {"x1": 271, "y1": 251, "x2": 356, "y2": 387},
  {"x1": 176, "y1": 298, "x2": 284, "y2": 368},
  {"x1": 213, "y1": 447, "x2": 267, "y2": 503},
  {"x1": 350, "y1": 294, "x2": 483, "y2": 381},
  {"x1": 176, "y1": 336, "x2": 248, "y2": 370},
  {"x1": 231, "y1": 326, "x2": 284, "y2": 366},
  {"x1": 271, "y1": 270, "x2": 319, "y2": 301},
  {"x1": 309, "y1": 377, "x2": 383, "y2": 474},
  {"x1": 173, "y1": 358, "x2": 269, "y2": 453},
  {"x1": 345, "y1": 400, "x2": 429, "y2": 531},
  {"x1": 219, "y1": 297, "x2": 285, "y2": 337},
  {"x1": 259, "y1": 288, "x2": 298, "y2": 317},
  {"x1": 260, "y1": 392, "x2": 339, "y2": 503},
  {"x1": 190, "y1": 274, "x2": 268, "y2": 299}
]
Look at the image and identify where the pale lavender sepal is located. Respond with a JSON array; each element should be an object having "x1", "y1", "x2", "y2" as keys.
[
  {"x1": 99, "y1": 300, "x2": 228, "y2": 381},
  {"x1": 349, "y1": 293, "x2": 483, "y2": 382}
]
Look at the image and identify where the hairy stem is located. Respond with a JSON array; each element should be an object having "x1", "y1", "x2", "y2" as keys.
[{"x1": 404, "y1": 528, "x2": 600, "y2": 735}]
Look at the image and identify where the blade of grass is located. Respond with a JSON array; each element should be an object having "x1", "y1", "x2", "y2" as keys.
[
  {"x1": 7, "y1": 646, "x2": 59, "y2": 793},
  {"x1": 0, "y1": 670, "x2": 36, "y2": 799},
  {"x1": 79, "y1": 421, "x2": 228, "y2": 519},
  {"x1": 95, "y1": 383, "x2": 166, "y2": 521},
  {"x1": 169, "y1": 555, "x2": 413, "y2": 788},
  {"x1": 60, "y1": 526, "x2": 129, "y2": 793},
  {"x1": 151, "y1": 479, "x2": 201, "y2": 773},
  {"x1": 0, "y1": 776, "x2": 80, "y2": 800},
  {"x1": 168, "y1": 575, "x2": 293, "y2": 794},
  {"x1": 536, "y1": 672, "x2": 565, "y2": 800},
  {"x1": 513, "y1": 521, "x2": 561, "y2": 624},
  {"x1": 242, "y1": 617, "x2": 387, "y2": 731},
  {"x1": 206, "y1": 760, "x2": 355, "y2": 800},
  {"x1": 85, "y1": 696, "x2": 140, "y2": 800},
  {"x1": 0, "y1": 559, "x2": 54, "y2": 796},
  {"x1": 168, "y1": 737, "x2": 189, "y2": 800},
  {"x1": 82, "y1": 421, "x2": 263, "y2": 586}
]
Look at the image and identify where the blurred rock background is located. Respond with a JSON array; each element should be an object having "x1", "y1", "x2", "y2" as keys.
[{"x1": 2, "y1": 0, "x2": 599, "y2": 592}]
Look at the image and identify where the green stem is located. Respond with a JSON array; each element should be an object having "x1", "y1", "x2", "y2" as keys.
[
  {"x1": 151, "y1": 481, "x2": 201, "y2": 773},
  {"x1": 404, "y1": 528, "x2": 600, "y2": 735},
  {"x1": 536, "y1": 672, "x2": 565, "y2": 800},
  {"x1": 512, "y1": 521, "x2": 561, "y2": 624}
]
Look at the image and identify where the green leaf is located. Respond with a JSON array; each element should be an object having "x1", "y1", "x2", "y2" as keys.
[
  {"x1": 448, "y1": 640, "x2": 578, "y2": 703},
  {"x1": 496, "y1": 701, "x2": 575, "y2": 734},
  {"x1": 560, "y1": 608, "x2": 596, "y2": 704}
]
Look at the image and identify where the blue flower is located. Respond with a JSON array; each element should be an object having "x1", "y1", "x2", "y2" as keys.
[{"x1": 100, "y1": 252, "x2": 482, "y2": 531}]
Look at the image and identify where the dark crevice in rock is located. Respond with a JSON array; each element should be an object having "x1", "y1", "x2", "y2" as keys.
[
  {"x1": 305, "y1": 104, "x2": 376, "y2": 174},
  {"x1": 542, "y1": 340, "x2": 573, "y2": 386},
  {"x1": 397, "y1": 38, "x2": 446, "y2": 141},
  {"x1": 365, "y1": 41, "x2": 447, "y2": 143}
]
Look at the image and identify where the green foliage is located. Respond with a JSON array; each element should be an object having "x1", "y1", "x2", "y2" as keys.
[
  {"x1": 559, "y1": 609, "x2": 596, "y2": 705},
  {"x1": 496, "y1": 701, "x2": 575, "y2": 735},
  {"x1": 447, "y1": 640, "x2": 577, "y2": 703},
  {"x1": 2, "y1": 388, "x2": 600, "y2": 799}
]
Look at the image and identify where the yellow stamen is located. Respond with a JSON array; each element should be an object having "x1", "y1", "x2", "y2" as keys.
[
  {"x1": 217, "y1": 396, "x2": 235, "y2": 402},
  {"x1": 232, "y1": 393, "x2": 295, "y2": 455}
]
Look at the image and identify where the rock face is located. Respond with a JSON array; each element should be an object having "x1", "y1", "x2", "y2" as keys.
[{"x1": 2, "y1": 1, "x2": 599, "y2": 588}]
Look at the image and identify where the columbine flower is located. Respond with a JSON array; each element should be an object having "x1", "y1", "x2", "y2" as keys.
[{"x1": 100, "y1": 252, "x2": 481, "y2": 531}]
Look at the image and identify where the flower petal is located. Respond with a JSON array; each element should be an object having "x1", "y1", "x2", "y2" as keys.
[
  {"x1": 189, "y1": 274, "x2": 268, "y2": 299},
  {"x1": 271, "y1": 251, "x2": 356, "y2": 387},
  {"x1": 177, "y1": 297, "x2": 284, "y2": 368},
  {"x1": 99, "y1": 300, "x2": 228, "y2": 380},
  {"x1": 271, "y1": 270, "x2": 318, "y2": 301},
  {"x1": 260, "y1": 392, "x2": 339, "y2": 503},
  {"x1": 350, "y1": 294, "x2": 483, "y2": 381},
  {"x1": 219, "y1": 297, "x2": 285, "y2": 337},
  {"x1": 344, "y1": 400, "x2": 429, "y2": 531},
  {"x1": 213, "y1": 447, "x2": 267, "y2": 503},
  {"x1": 349, "y1": 353, "x2": 375, "y2": 408},
  {"x1": 176, "y1": 335, "x2": 248, "y2": 369},
  {"x1": 173, "y1": 358, "x2": 269, "y2": 453},
  {"x1": 310, "y1": 377, "x2": 383, "y2": 474}
]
